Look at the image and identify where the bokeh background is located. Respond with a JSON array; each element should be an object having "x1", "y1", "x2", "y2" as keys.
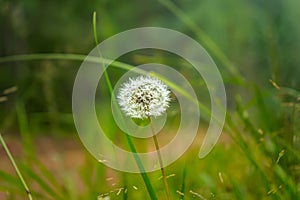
[{"x1": 0, "y1": 0, "x2": 299, "y2": 199}]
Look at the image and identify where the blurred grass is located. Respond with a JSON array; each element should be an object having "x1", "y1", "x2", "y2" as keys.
[{"x1": 0, "y1": 0, "x2": 300, "y2": 199}]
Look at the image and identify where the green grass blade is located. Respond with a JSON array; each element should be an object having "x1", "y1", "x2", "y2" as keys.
[
  {"x1": 179, "y1": 165, "x2": 186, "y2": 200},
  {"x1": 0, "y1": 170, "x2": 23, "y2": 188},
  {"x1": 123, "y1": 185, "x2": 128, "y2": 200},
  {"x1": 92, "y1": 12, "x2": 158, "y2": 200},
  {"x1": 0, "y1": 133, "x2": 33, "y2": 200},
  {"x1": 20, "y1": 163, "x2": 64, "y2": 200},
  {"x1": 0, "y1": 53, "x2": 219, "y2": 123},
  {"x1": 16, "y1": 101, "x2": 36, "y2": 160},
  {"x1": 157, "y1": 0, "x2": 243, "y2": 84},
  {"x1": 34, "y1": 159, "x2": 64, "y2": 194}
]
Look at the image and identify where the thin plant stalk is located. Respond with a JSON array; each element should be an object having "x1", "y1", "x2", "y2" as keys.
[
  {"x1": 0, "y1": 133, "x2": 33, "y2": 200},
  {"x1": 179, "y1": 164, "x2": 187, "y2": 200},
  {"x1": 149, "y1": 118, "x2": 171, "y2": 200},
  {"x1": 92, "y1": 12, "x2": 157, "y2": 199}
]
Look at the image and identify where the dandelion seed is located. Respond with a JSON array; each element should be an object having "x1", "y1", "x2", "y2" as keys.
[
  {"x1": 218, "y1": 172, "x2": 224, "y2": 184},
  {"x1": 0, "y1": 96, "x2": 7, "y2": 102},
  {"x1": 117, "y1": 75, "x2": 171, "y2": 119},
  {"x1": 176, "y1": 190, "x2": 184, "y2": 196},
  {"x1": 158, "y1": 173, "x2": 175, "y2": 180},
  {"x1": 116, "y1": 188, "x2": 123, "y2": 196},
  {"x1": 132, "y1": 185, "x2": 138, "y2": 190},
  {"x1": 98, "y1": 195, "x2": 110, "y2": 200},
  {"x1": 3, "y1": 86, "x2": 18, "y2": 95},
  {"x1": 269, "y1": 79, "x2": 280, "y2": 90},
  {"x1": 167, "y1": 174, "x2": 176, "y2": 179},
  {"x1": 189, "y1": 190, "x2": 207, "y2": 200},
  {"x1": 267, "y1": 186, "x2": 278, "y2": 195},
  {"x1": 98, "y1": 159, "x2": 108, "y2": 163},
  {"x1": 106, "y1": 177, "x2": 113, "y2": 181},
  {"x1": 276, "y1": 149, "x2": 285, "y2": 163}
]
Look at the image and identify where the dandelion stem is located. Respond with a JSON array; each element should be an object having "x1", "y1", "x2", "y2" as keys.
[
  {"x1": 0, "y1": 133, "x2": 33, "y2": 200},
  {"x1": 149, "y1": 118, "x2": 171, "y2": 200},
  {"x1": 92, "y1": 12, "x2": 157, "y2": 200}
]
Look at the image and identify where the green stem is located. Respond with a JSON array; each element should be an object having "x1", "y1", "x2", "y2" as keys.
[
  {"x1": 0, "y1": 133, "x2": 33, "y2": 200},
  {"x1": 92, "y1": 12, "x2": 157, "y2": 199},
  {"x1": 149, "y1": 118, "x2": 171, "y2": 200},
  {"x1": 179, "y1": 164, "x2": 187, "y2": 200},
  {"x1": 124, "y1": 134, "x2": 158, "y2": 200}
]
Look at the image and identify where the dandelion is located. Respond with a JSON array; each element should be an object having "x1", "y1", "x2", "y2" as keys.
[
  {"x1": 117, "y1": 75, "x2": 172, "y2": 199},
  {"x1": 117, "y1": 75, "x2": 171, "y2": 119}
]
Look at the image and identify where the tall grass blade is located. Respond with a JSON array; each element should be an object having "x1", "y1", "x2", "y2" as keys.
[
  {"x1": 16, "y1": 101, "x2": 35, "y2": 160},
  {"x1": 0, "y1": 133, "x2": 33, "y2": 200},
  {"x1": 20, "y1": 163, "x2": 64, "y2": 200},
  {"x1": 0, "y1": 170, "x2": 22, "y2": 188},
  {"x1": 92, "y1": 12, "x2": 157, "y2": 200},
  {"x1": 179, "y1": 165, "x2": 186, "y2": 200}
]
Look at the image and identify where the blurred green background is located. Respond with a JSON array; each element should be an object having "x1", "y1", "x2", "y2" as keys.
[
  {"x1": 0, "y1": 0, "x2": 300, "y2": 199},
  {"x1": 1, "y1": 0, "x2": 300, "y2": 125}
]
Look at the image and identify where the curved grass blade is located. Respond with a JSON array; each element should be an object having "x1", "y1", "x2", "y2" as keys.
[{"x1": 92, "y1": 12, "x2": 157, "y2": 200}]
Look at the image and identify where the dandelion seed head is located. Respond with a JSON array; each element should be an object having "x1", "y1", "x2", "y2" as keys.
[{"x1": 117, "y1": 75, "x2": 171, "y2": 119}]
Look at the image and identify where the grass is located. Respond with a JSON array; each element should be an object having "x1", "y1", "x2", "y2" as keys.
[
  {"x1": 0, "y1": 133, "x2": 32, "y2": 200},
  {"x1": 0, "y1": 2, "x2": 300, "y2": 199},
  {"x1": 0, "y1": 92, "x2": 299, "y2": 199}
]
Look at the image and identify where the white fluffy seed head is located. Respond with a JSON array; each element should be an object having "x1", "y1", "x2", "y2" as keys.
[{"x1": 117, "y1": 75, "x2": 171, "y2": 119}]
